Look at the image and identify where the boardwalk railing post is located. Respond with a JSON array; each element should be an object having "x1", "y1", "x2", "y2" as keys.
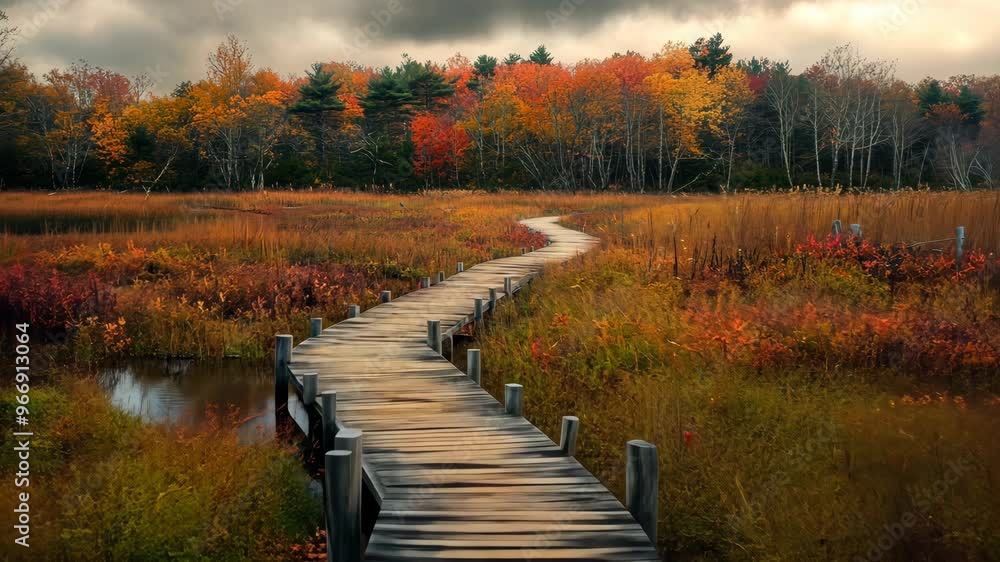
[
  {"x1": 467, "y1": 349, "x2": 481, "y2": 385},
  {"x1": 320, "y1": 391, "x2": 337, "y2": 453},
  {"x1": 850, "y1": 224, "x2": 862, "y2": 237},
  {"x1": 427, "y1": 320, "x2": 442, "y2": 354},
  {"x1": 348, "y1": 305, "x2": 361, "y2": 319},
  {"x1": 520, "y1": 247, "x2": 526, "y2": 255},
  {"x1": 310, "y1": 318, "x2": 324, "y2": 338},
  {"x1": 956, "y1": 226, "x2": 966, "y2": 269},
  {"x1": 274, "y1": 335, "x2": 292, "y2": 415},
  {"x1": 560, "y1": 416, "x2": 580, "y2": 457},
  {"x1": 832, "y1": 220, "x2": 843, "y2": 236},
  {"x1": 474, "y1": 298, "x2": 484, "y2": 323},
  {"x1": 437, "y1": 271, "x2": 446, "y2": 284},
  {"x1": 457, "y1": 261, "x2": 465, "y2": 273},
  {"x1": 626, "y1": 440, "x2": 659, "y2": 544},
  {"x1": 504, "y1": 276, "x2": 514, "y2": 297},
  {"x1": 325, "y1": 449, "x2": 361, "y2": 562},
  {"x1": 505, "y1": 383, "x2": 523, "y2": 416},
  {"x1": 489, "y1": 288, "x2": 498, "y2": 312},
  {"x1": 531, "y1": 245, "x2": 535, "y2": 253},
  {"x1": 421, "y1": 276, "x2": 431, "y2": 289},
  {"x1": 380, "y1": 290, "x2": 392, "y2": 304},
  {"x1": 302, "y1": 373, "x2": 318, "y2": 407},
  {"x1": 334, "y1": 428, "x2": 363, "y2": 562}
]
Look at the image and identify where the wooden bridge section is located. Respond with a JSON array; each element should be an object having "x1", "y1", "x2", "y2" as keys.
[{"x1": 281, "y1": 217, "x2": 661, "y2": 561}]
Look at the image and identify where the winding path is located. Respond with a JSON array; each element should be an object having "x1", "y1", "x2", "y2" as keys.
[{"x1": 287, "y1": 217, "x2": 661, "y2": 561}]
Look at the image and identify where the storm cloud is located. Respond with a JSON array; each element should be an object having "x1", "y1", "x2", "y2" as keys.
[{"x1": 3, "y1": 0, "x2": 998, "y2": 92}]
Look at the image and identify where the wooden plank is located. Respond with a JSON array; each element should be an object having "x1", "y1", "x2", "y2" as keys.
[{"x1": 286, "y1": 217, "x2": 659, "y2": 560}]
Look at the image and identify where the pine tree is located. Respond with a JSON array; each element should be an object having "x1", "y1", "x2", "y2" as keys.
[
  {"x1": 529, "y1": 45, "x2": 554, "y2": 65},
  {"x1": 503, "y1": 53, "x2": 523, "y2": 66},
  {"x1": 290, "y1": 63, "x2": 347, "y2": 180},
  {"x1": 469, "y1": 55, "x2": 498, "y2": 92},
  {"x1": 361, "y1": 72, "x2": 414, "y2": 131},
  {"x1": 689, "y1": 33, "x2": 733, "y2": 77},
  {"x1": 407, "y1": 67, "x2": 456, "y2": 112},
  {"x1": 290, "y1": 63, "x2": 346, "y2": 115},
  {"x1": 955, "y1": 86, "x2": 985, "y2": 126},
  {"x1": 918, "y1": 79, "x2": 948, "y2": 115}
]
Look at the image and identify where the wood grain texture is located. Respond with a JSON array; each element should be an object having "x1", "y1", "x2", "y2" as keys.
[{"x1": 287, "y1": 217, "x2": 660, "y2": 561}]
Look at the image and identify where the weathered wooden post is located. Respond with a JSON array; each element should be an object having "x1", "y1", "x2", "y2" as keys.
[
  {"x1": 531, "y1": 245, "x2": 535, "y2": 253},
  {"x1": 626, "y1": 440, "x2": 659, "y2": 544},
  {"x1": 348, "y1": 305, "x2": 361, "y2": 319},
  {"x1": 457, "y1": 261, "x2": 465, "y2": 273},
  {"x1": 560, "y1": 416, "x2": 580, "y2": 457},
  {"x1": 474, "y1": 298, "x2": 484, "y2": 323},
  {"x1": 505, "y1": 383, "x2": 523, "y2": 416},
  {"x1": 335, "y1": 428, "x2": 364, "y2": 549},
  {"x1": 437, "y1": 271, "x2": 446, "y2": 284},
  {"x1": 850, "y1": 224, "x2": 863, "y2": 237},
  {"x1": 274, "y1": 335, "x2": 292, "y2": 414},
  {"x1": 467, "y1": 349, "x2": 481, "y2": 386},
  {"x1": 504, "y1": 276, "x2": 514, "y2": 297},
  {"x1": 489, "y1": 288, "x2": 498, "y2": 312},
  {"x1": 956, "y1": 226, "x2": 966, "y2": 269},
  {"x1": 310, "y1": 318, "x2": 324, "y2": 338},
  {"x1": 320, "y1": 391, "x2": 337, "y2": 453},
  {"x1": 832, "y1": 220, "x2": 843, "y2": 236},
  {"x1": 421, "y1": 276, "x2": 431, "y2": 289},
  {"x1": 302, "y1": 373, "x2": 318, "y2": 407},
  {"x1": 520, "y1": 248, "x2": 526, "y2": 255},
  {"x1": 324, "y1": 448, "x2": 361, "y2": 562},
  {"x1": 380, "y1": 290, "x2": 392, "y2": 304},
  {"x1": 427, "y1": 320, "x2": 442, "y2": 354}
]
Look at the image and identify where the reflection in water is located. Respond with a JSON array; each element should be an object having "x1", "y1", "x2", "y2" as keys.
[{"x1": 99, "y1": 360, "x2": 308, "y2": 442}]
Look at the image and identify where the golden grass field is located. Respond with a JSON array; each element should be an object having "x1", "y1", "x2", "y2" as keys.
[{"x1": 1, "y1": 188, "x2": 998, "y2": 560}]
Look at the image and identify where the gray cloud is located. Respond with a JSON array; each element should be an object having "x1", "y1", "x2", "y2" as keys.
[{"x1": 3, "y1": 0, "x2": 998, "y2": 92}]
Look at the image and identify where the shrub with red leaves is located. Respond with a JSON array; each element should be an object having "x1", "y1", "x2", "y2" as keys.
[{"x1": 0, "y1": 264, "x2": 116, "y2": 335}]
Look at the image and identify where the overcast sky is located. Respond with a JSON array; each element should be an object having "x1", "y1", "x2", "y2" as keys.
[{"x1": 3, "y1": 0, "x2": 998, "y2": 93}]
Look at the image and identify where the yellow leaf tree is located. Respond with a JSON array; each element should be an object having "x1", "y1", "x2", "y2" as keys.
[{"x1": 645, "y1": 67, "x2": 722, "y2": 192}]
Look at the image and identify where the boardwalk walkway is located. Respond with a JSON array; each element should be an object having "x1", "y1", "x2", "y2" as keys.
[{"x1": 286, "y1": 217, "x2": 661, "y2": 561}]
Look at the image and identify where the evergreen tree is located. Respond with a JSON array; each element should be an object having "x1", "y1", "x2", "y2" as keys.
[
  {"x1": 955, "y1": 85, "x2": 985, "y2": 126},
  {"x1": 387, "y1": 56, "x2": 455, "y2": 112},
  {"x1": 529, "y1": 45, "x2": 554, "y2": 65},
  {"x1": 503, "y1": 53, "x2": 523, "y2": 66},
  {"x1": 290, "y1": 63, "x2": 347, "y2": 180},
  {"x1": 172, "y1": 81, "x2": 193, "y2": 98},
  {"x1": 468, "y1": 55, "x2": 498, "y2": 92},
  {"x1": 918, "y1": 79, "x2": 948, "y2": 115},
  {"x1": 473, "y1": 55, "x2": 498, "y2": 79},
  {"x1": 290, "y1": 63, "x2": 346, "y2": 115},
  {"x1": 407, "y1": 66, "x2": 456, "y2": 112},
  {"x1": 361, "y1": 71, "x2": 414, "y2": 129},
  {"x1": 689, "y1": 33, "x2": 733, "y2": 77}
]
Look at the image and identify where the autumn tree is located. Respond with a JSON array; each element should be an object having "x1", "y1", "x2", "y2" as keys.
[
  {"x1": 0, "y1": 10, "x2": 15, "y2": 68},
  {"x1": 207, "y1": 34, "x2": 254, "y2": 98},
  {"x1": 715, "y1": 66, "x2": 755, "y2": 190},
  {"x1": 646, "y1": 67, "x2": 722, "y2": 192},
  {"x1": 412, "y1": 112, "x2": 471, "y2": 186},
  {"x1": 765, "y1": 62, "x2": 801, "y2": 187}
]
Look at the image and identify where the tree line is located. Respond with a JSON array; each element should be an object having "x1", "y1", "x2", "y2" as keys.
[{"x1": 1, "y1": 13, "x2": 996, "y2": 192}]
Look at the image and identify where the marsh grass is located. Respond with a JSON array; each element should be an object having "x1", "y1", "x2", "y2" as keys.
[
  {"x1": 0, "y1": 376, "x2": 321, "y2": 561},
  {"x1": 478, "y1": 191, "x2": 1000, "y2": 560}
]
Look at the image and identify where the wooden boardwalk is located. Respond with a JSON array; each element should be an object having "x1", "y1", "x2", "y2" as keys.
[{"x1": 285, "y1": 217, "x2": 661, "y2": 561}]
